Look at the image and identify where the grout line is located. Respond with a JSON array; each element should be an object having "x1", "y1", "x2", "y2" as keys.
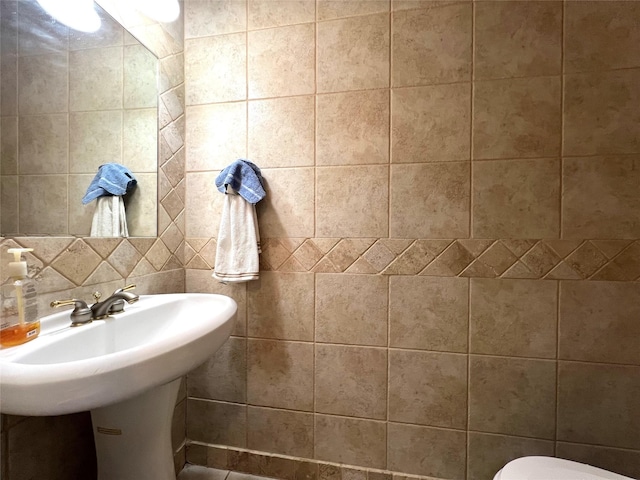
[
  {"x1": 387, "y1": 5, "x2": 393, "y2": 243},
  {"x1": 467, "y1": 3, "x2": 476, "y2": 474},
  {"x1": 468, "y1": 2, "x2": 475, "y2": 246},
  {"x1": 554, "y1": 279, "x2": 561, "y2": 456},
  {"x1": 466, "y1": 278, "x2": 472, "y2": 480},
  {"x1": 555, "y1": 1, "x2": 566, "y2": 452},
  {"x1": 312, "y1": 2, "x2": 318, "y2": 452},
  {"x1": 559, "y1": 0, "x2": 566, "y2": 241}
]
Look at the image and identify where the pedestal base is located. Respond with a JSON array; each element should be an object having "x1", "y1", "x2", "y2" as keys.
[{"x1": 91, "y1": 379, "x2": 181, "y2": 480}]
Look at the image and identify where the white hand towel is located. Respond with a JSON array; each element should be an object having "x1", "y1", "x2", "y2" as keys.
[
  {"x1": 213, "y1": 188, "x2": 261, "y2": 283},
  {"x1": 90, "y1": 195, "x2": 129, "y2": 237}
]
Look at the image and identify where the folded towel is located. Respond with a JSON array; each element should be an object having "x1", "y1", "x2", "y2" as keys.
[
  {"x1": 82, "y1": 163, "x2": 137, "y2": 205},
  {"x1": 215, "y1": 159, "x2": 265, "y2": 204},
  {"x1": 90, "y1": 196, "x2": 129, "y2": 237},
  {"x1": 213, "y1": 188, "x2": 261, "y2": 283}
]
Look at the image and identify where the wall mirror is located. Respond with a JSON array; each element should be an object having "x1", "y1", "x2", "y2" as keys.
[{"x1": 0, "y1": 0, "x2": 158, "y2": 237}]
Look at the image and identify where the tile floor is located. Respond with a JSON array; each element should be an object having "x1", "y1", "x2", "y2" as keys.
[{"x1": 178, "y1": 465, "x2": 279, "y2": 480}]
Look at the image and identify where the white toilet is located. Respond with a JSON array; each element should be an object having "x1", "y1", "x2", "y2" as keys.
[{"x1": 493, "y1": 456, "x2": 636, "y2": 480}]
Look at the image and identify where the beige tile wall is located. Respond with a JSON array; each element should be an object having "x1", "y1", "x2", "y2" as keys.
[
  {"x1": 183, "y1": 1, "x2": 640, "y2": 480},
  {"x1": 0, "y1": 1, "x2": 158, "y2": 236}
]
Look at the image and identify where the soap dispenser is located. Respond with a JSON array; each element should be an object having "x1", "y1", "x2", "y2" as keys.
[{"x1": 0, "y1": 248, "x2": 40, "y2": 347}]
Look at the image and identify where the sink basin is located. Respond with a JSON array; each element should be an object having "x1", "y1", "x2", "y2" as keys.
[
  {"x1": 0, "y1": 293, "x2": 237, "y2": 480},
  {"x1": 0, "y1": 293, "x2": 237, "y2": 416}
]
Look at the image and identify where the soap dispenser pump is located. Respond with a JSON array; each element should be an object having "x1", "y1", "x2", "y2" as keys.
[{"x1": 1, "y1": 248, "x2": 40, "y2": 347}]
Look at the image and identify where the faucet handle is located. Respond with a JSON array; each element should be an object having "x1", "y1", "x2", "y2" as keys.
[
  {"x1": 113, "y1": 284, "x2": 136, "y2": 294},
  {"x1": 50, "y1": 299, "x2": 92, "y2": 327},
  {"x1": 93, "y1": 291, "x2": 102, "y2": 303}
]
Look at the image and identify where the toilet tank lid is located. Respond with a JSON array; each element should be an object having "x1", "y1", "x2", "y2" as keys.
[{"x1": 498, "y1": 456, "x2": 635, "y2": 480}]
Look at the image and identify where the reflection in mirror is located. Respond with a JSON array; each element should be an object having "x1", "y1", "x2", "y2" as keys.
[{"x1": 0, "y1": 0, "x2": 158, "y2": 237}]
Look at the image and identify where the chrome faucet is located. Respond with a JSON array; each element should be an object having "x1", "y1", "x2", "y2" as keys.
[{"x1": 91, "y1": 291, "x2": 139, "y2": 320}]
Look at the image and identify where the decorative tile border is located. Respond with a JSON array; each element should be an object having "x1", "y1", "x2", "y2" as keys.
[
  {"x1": 185, "y1": 238, "x2": 640, "y2": 281},
  {"x1": 186, "y1": 443, "x2": 443, "y2": 480},
  {"x1": 0, "y1": 237, "x2": 182, "y2": 288}
]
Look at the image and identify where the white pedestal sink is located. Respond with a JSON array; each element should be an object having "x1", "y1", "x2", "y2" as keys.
[{"x1": 0, "y1": 293, "x2": 237, "y2": 480}]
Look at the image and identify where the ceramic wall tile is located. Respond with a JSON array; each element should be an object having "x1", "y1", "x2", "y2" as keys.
[
  {"x1": 392, "y1": 84, "x2": 470, "y2": 163},
  {"x1": 562, "y1": 156, "x2": 640, "y2": 239},
  {"x1": 124, "y1": 109, "x2": 157, "y2": 172},
  {"x1": 392, "y1": 3, "x2": 471, "y2": 87},
  {"x1": 316, "y1": 166, "x2": 388, "y2": 238},
  {"x1": 470, "y1": 279, "x2": 557, "y2": 358},
  {"x1": 18, "y1": 175, "x2": 68, "y2": 234},
  {"x1": 186, "y1": 103, "x2": 247, "y2": 172},
  {"x1": 248, "y1": 0, "x2": 315, "y2": 29},
  {"x1": 315, "y1": 344, "x2": 387, "y2": 419},
  {"x1": 558, "y1": 361, "x2": 640, "y2": 450},
  {"x1": 564, "y1": 1, "x2": 640, "y2": 73},
  {"x1": 473, "y1": 76, "x2": 561, "y2": 160},
  {"x1": 315, "y1": 274, "x2": 388, "y2": 346},
  {"x1": 186, "y1": 399, "x2": 247, "y2": 448},
  {"x1": 256, "y1": 168, "x2": 315, "y2": 238},
  {"x1": 247, "y1": 339, "x2": 314, "y2": 411},
  {"x1": 315, "y1": 415, "x2": 386, "y2": 469},
  {"x1": 247, "y1": 406, "x2": 314, "y2": 458},
  {"x1": 0, "y1": 116, "x2": 18, "y2": 175},
  {"x1": 185, "y1": 33, "x2": 246, "y2": 105},
  {"x1": 564, "y1": 70, "x2": 640, "y2": 156},
  {"x1": 473, "y1": 158, "x2": 560, "y2": 238},
  {"x1": 185, "y1": 172, "x2": 224, "y2": 238},
  {"x1": 1, "y1": 52, "x2": 18, "y2": 116},
  {"x1": 18, "y1": 114, "x2": 68, "y2": 174},
  {"x1": 69, "y1": 47, "x2": 123, "y2": 111},
  {"x1": 474, "y1": 1, "x2": 561, "y2": 80},
  {"x1": 317, "y1": 13, "x2": 389, "y2": 93},
  {"x1": 469, "y1": 356, "x2": 556, "y2": 439},
  {"x1": 389, "y1": 276, "x2": 468, "y2": 352},
  {"x1": 390, "y1": 162, "x2": 469, "y2": 238},
  {"x1": 247, "y1": 272, "x2": 315, "y2": 341},
  {"x1": 389, "y1": 350, "x2": 467, "y2": 429},
  {"x1": 0, "y1": 176, "x2": 18, "y2": 234},
  {"x1": 69, "y1": 111, "x2": 122, "y2": 174},
  {"x1": 248, "y1": 96, "x2": 315, "y2": 168},
  {"x1": 317, "y1": 90, "x2": 389, "y2": 166},
  {"x1": 187, "y1": 336, "x2": 247, "y2": 403},
  {"x1": 248, "y1": 24, "x2": 314, "y2": 99},
  {"x1": 124, "y1": 44, "x2": 158, "y2": 109},
  {"x1": 317, "y1": 0, "x2": 389, "y2": 21},
  {"x1": 559, "y1": 281, "x2": 640, "y2": 365},
  {"x1": 185, "y1": 0, "x2": 247, "y2": 38},
  {"x1": 387, "y1": 423, "x2": 466, "y2": 479},
  {"x1": 18, "y1": 53, "x2": 67, "y2": 114}
]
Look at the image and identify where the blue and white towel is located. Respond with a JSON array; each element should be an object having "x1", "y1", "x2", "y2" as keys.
[
  {"x1": 82, "y1": 163, "x2": 137, "y2": 205},
  {"x1": 213, "y1": 160, "x2": 266, "y2": 283},
  {"x1": 215, "y1": 159, "x2": 265, "y2": 204}
]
